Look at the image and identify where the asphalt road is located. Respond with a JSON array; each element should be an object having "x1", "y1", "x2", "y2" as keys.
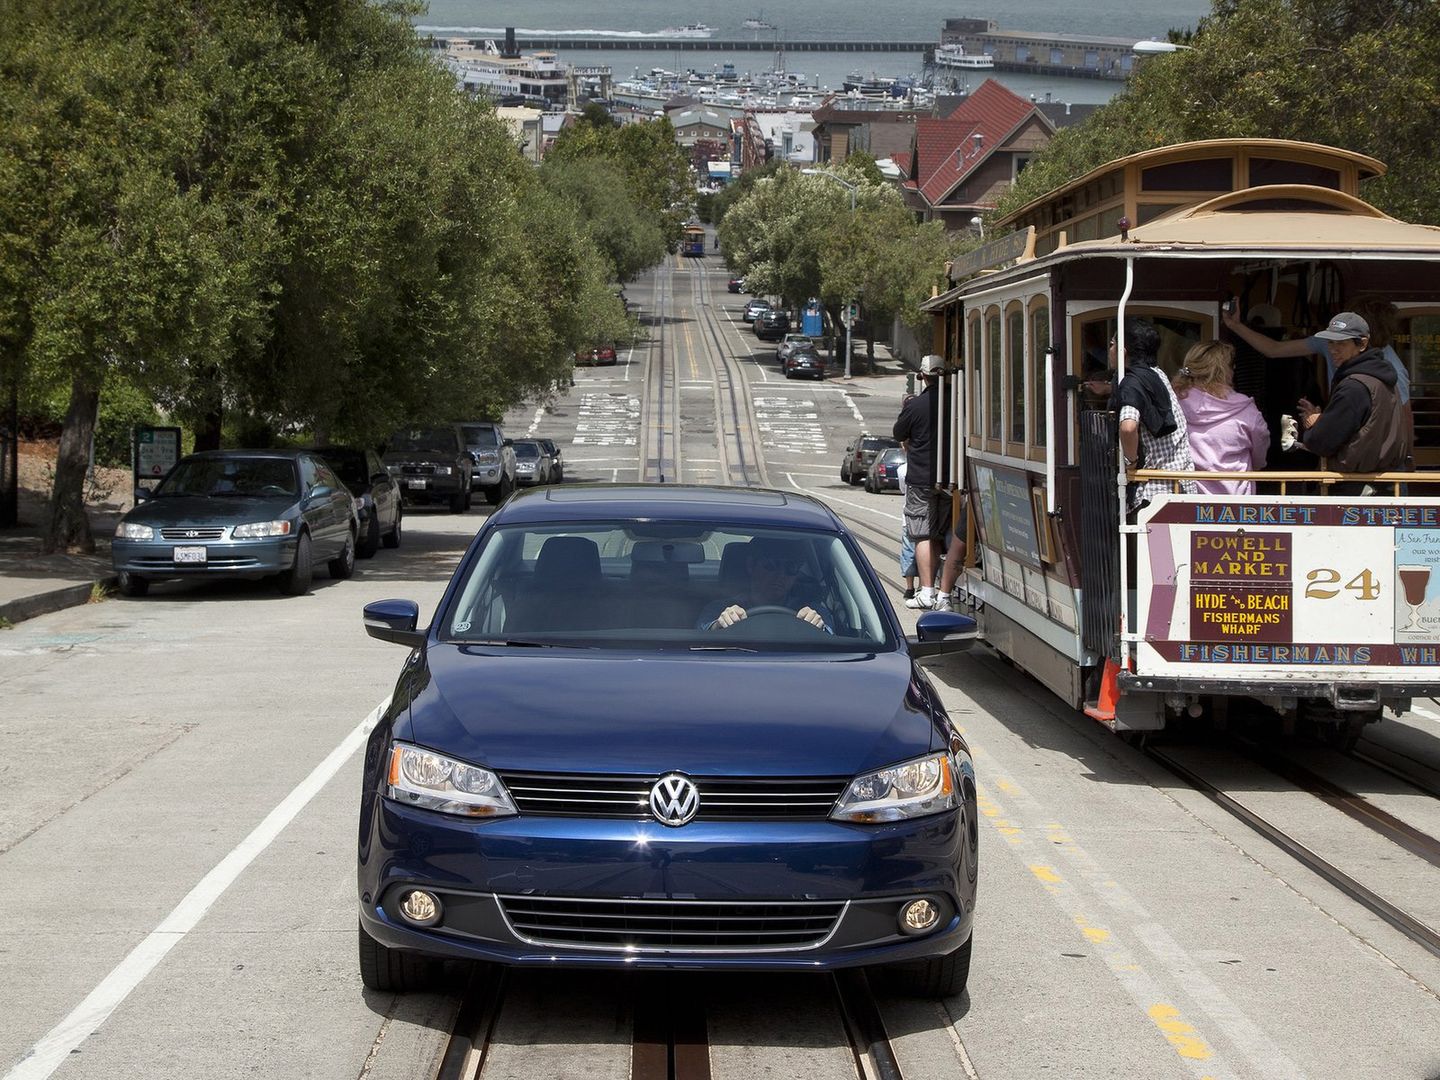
[{"x1": 2, "y1": 253, "x2": 1438, "y2": 1080}]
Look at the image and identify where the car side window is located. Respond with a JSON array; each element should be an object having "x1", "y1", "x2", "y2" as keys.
[
  {"x1": 300, "y1": 455, "x2": 321, "y2": 490},
  {"x1": 316, "y1": 461, "x2": 344, "y2": 491}
]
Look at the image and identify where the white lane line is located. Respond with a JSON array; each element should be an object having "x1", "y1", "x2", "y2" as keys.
[
  {"x1": 783, "y1": 472, "x2": 902, "y2": 525},
  {"x1": 838, "y1": 387, "x2": 865, "y2": 423},
  {"x1": 1412, "y1": 706, "x2": 1438, "y2": 720},
  {"x1": 3, "y1": 698, "x2": 391, "y2": 1080},
  {"x1": 525, "y1": 404, "x2": 545, "y2": 437}
]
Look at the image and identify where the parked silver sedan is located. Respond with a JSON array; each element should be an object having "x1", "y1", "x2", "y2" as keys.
[{"x1": 510, "y1": 438, "x2": 556, "y2": 486}]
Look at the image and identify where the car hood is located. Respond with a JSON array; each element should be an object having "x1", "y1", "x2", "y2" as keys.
[
  {"x1": 384, "y1": 451, "x2": 455, "y2": 465},
  {"x1": 123, "y1": 494, "x2": 297, "y2": 525},
  {"x1": 408, "y1": 646, "x2": 937, "y2": 777}
]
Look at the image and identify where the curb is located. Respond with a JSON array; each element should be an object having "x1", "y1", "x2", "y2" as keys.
[{"x1": 0, "y1": 575, "x2": 117, "y2": 627}]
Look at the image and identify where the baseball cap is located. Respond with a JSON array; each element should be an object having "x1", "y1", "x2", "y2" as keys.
[
  {"x1": 919, "y1": 354, "x2": 945, "y2": 376},
  {"x1": 1314, "y1": 312, "x2": 1370, "y2": 341}
]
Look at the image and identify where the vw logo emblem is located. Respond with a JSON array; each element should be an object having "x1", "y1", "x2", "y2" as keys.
[{"x1": 649, "y1": 773, "x2": 700, "y2": 827}]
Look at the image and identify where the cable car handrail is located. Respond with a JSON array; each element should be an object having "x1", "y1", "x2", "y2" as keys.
[{"x1": 1127, "y1": 468, "x2": 1439, "y2": 495}]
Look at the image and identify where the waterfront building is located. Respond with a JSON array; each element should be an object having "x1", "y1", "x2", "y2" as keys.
[
  {"x1": 899, "y1": 79, "x2": 1056, "y2": 229},
  {"x1": 940, "y1": 18, "x2": 1138, "y2": 80}
]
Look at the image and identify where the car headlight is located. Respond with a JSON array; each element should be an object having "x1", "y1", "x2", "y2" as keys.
[
  {"x1": 385, "y1": 742, "x2": 518, "y2": 818},
  {"x1": 386, "y1": 464, "x2": 400, "y2": 474},
  {"x1": 115, "y1": 521, "x2": 153, "y2": 540},
  {"x1": 232, "y1": 520, "x2": 292, "y2": 538},
  {"x1": 432, "y1": 465, "x2": 453, "y2": 475},
  {"x1": 830, "y1": 753, "x2": 958, "y2": 823},
  {"x1": 475, "y1": 451, "x2": 499, "y2": 465}
]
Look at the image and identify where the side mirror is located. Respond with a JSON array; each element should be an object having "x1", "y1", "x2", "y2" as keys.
[
  {"x1": 308, "y1": 484, "x2": 334, "y2": 500},
  {"x1": 908, "y1": 611, "x2": 979, "y2": 658},
  {"x1": 371, "y1": 472, "x2": 389, "y2": 484},
  {"x1": 133, "y1": 486, "x2": 153, "y2": 504},
  {"x1": 502, "y1": 438, "x2": 513, "y2": 447},
  {"x1": 363, "y1": 599, "x2": 425, "y2": 647}
]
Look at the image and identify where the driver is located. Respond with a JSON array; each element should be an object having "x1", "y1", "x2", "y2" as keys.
[{"x1": 698, "y1": 538, "x2": 834, "y2": 632}]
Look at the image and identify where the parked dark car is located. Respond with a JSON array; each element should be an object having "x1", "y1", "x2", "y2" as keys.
[
  {"x1": 742, "y1": 298, "x2": 772, "y2": 323},
  {"x1": 727, "y1": 277, "x2": 745, "y2": 293},
  {"x1": 383, "y1": 425, "x2": 473, "y2": 513},
  {"x1": 840, "y1": 433, "x2": 900, "y2": 485},
  {"x1": 111, "y1": 449, "x2": 358, "y2": 597},
  {"x1": 754, "y1": 309, "x2": 792, "y2": 341},
  {"x1": 783, "y1": 346, "x2": 827, "y2": 380},
  {"x1": 866, "y1": 446, "x2": 906, "y2": 493},
  {"x1": 510, "y1": 438, "x2": 555, "y2": 486},
  {"x1": 575, "y1": 343, "x2": 618, "y2": 366},
  {"x1": 459, "y1": 421, "x2": 516, "y2": 505},
  {"x1": 536, "y1": 438, "x2": 564, "y2": 483},
  {"x1": 357, "y1": 485, "x2": 979, "y2": 997},
  {"x1": 311, "y1": 445, "x2": 402, "y2": 557}
]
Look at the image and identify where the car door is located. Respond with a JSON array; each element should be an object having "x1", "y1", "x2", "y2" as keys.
[{"x1": 301, "y1": 455, "x2": 347, "y2": 557}]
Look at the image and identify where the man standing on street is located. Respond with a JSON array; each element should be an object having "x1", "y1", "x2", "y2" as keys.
[{"x1": 894, "y1": 355, "x2": 946, "y2": 610}]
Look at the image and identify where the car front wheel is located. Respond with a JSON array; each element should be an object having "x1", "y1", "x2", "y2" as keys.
[
  {"x1": 117, "y1": 571, "x2": 149, "y2": 597},
  {"x1": 883, "y1": 934, "x2": 971, "y2": 998},
  {"x1": 358, "y1": 921, "x2": 442, "y2": 992},
  {"x1": 278, "y1": 532, "x2": 312, "y2": 595},
  {"x1": 382, "y1": 508, "x2": 402, "y2": 549},
  {"x1": 328, "y1": 531, "x2": 356, "y2": 579},
  {"x1": 357, "y1": 515, "x2": 380, "y2": 559}
]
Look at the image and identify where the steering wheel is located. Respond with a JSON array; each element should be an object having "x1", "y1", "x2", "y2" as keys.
[{"x1": 743, "y1": 604, "x2": 798, "y2": 617}]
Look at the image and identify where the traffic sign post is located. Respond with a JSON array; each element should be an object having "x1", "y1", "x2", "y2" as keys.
[{"x1": 134, "y1": 426, "x2": 181, "y2": 493}]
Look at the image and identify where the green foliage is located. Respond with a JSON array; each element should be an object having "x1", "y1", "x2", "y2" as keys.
[
  {"x1": 995, "y1": 0, "x2": 1440, "y2": 225},
  {"x1": 21, "y1": 373, "x2": 164, "y2": 468},
  {"x1": 540, "y1": 158, "x2": 668, "y2": 283}
]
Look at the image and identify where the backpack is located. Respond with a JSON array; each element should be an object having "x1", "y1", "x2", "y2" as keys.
[{"x1": 1331, "y1": 373, "x2": 1411, "y2": 474}]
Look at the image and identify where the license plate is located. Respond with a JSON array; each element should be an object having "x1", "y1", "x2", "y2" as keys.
[
  {"x1": 173, "y1": 546, "x2": 207, "y2": 564},
  {"x1": 406, "y1": 478, "x2": 427, "y2": 489}
]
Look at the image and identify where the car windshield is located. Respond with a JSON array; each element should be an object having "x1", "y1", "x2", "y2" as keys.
[
  {"x1": 442, "y1": 523, "x2": 894, "y2": 651},
  {"x1": 389, "y1": 428, "x2": 454, "y2": 453},
  {"x1": 156, "y1": 457, "x2": 299, "y2": 498},
  {"x1": 513, "y1": 443, "x2": 541, "y2": 459},
  {"x1": 879, "y1": 449, "x2": 906, "y2": 464},
  {"x1": 461, "y1": 426, "x2": 500, "y2": 448},
  {"x1": 861, "y1": 437, "x2": 898, "y2": 452}
]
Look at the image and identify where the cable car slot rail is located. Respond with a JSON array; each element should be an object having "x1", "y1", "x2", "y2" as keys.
[{"x1": 1145, "y1": 746, "x2": 1440, "y2": 961}]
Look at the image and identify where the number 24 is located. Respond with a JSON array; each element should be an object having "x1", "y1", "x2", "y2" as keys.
[{"x1": 1305, "y1": 568, "x2": 1381, "y2": 600}]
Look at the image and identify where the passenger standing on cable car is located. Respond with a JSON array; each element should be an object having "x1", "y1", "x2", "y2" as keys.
[
  {"x1": 894, "y1": 355, "x2": 946, "y2": 610},
  {"x1": 1174, "y1": 341, "x2": 1270, "y2": 495},
  {"x1": 1293, "y1": 312, "x2": 1411, "y2": 494},
  {"x1": 1112, "y1": 318, "x2": 1198, "y2": 511}
]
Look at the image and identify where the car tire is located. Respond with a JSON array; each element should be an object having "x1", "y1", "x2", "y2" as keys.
[
  {"x1": 278, "y1": 532, "x2": 313, "y2": 596},
  {"x1": 358, "y1": 921, "x2": 442, "y2": 992},
  {"x1": 382, "y1": 508, "x2": 402, "y2": 549},
  {"x1": 358, "y1": 515, "x2": 381, "y2": 559},
  {"x1": 840, "y1": 463, "x2": 850, "y2": 483},
  {"x1": 884, "y1": 934, "x2": 972, "y2": 999},
  {"x1": 328, "y1": 531, "x2": 356, "y2": 580},
  {"x1": 117, "y1": 571, "x2": 149, "y2": 597}
]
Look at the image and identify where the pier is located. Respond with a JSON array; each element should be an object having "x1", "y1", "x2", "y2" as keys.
[{"x1": 506, "y1": 38, "x2": 932, "y2": 53}]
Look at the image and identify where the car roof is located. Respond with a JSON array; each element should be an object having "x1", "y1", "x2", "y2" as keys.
[
  {"x1": 490, "y1": 484, "x2": 845, "y2": 531},
  {"x1": 182, "y1": 449, "x2": 308, "y2": 460}
]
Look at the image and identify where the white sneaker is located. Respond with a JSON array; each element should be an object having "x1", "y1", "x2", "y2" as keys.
[
  {"x1": 932, "y1": 595, "x2": 953, "y2": 613},
  {"x1": 905, "y1": 589, "x2": 936, "y2": 610}
]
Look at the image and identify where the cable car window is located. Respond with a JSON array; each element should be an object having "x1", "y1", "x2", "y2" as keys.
[
  {"x1": 1141, "y1": 158, "x2": 1232, "y2": 192},
  {"x1": 986, "y1": 312, "x2": 1002, "y2": 441},
  {"x1": 1248, "y1": 159, "x2": 1340, "y2": 190},
  {"x1": 1008, "y1": 307, "x2": 1025, "y2": 444},
  {"x1": 1031, "y1": 305, "x2": 1049, "y2": 447},
  {"x1": 969, "y1": 315, "x2": 983, "y2": 437}
]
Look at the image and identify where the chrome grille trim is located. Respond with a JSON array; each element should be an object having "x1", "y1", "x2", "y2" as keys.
[
  {"x1": 496, "y1": 771, "x2": 848, "y2": 820},
  {"x1": 159, "y1": 527, "x2": 226, "y2": 541},
  {"x1": 495, "y1": 894, "x2": 848, "y2": 953}
]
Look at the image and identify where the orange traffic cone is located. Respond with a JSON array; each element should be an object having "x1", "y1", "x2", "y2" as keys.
[{"x1": 1084, "y1": 657, "x2": 1122, "y2": 723}]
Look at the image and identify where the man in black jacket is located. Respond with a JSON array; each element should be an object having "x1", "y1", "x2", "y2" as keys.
[
  {"x1": 894, "y1": 355, "x2": 945, "y2": 609},
  {"x1": 1297, "y1": 312, "x2": 1411, "y2": 490}
]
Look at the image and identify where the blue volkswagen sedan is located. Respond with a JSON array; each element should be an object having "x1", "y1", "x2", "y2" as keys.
[
  {"x1": 112, "y1": 450, "x2": 358, "y2": 597},
  {"x1": 357, "y1": 485, "x2": 979, "y2": 997}
]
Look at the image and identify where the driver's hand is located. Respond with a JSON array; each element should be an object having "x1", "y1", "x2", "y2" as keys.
[
  {"x1": 795, "y1": 606, "x2": 825, "y2": 629},
  {"x1": 713, "y1": 604, "x2": 747, "y2": 628}
]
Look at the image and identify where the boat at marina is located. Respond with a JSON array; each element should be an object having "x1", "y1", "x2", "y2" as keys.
[
  {"x1": 662, "y1": 23, "x2": 715, "y2": 38},
  {"x1": 742, "y1": 13, "x2": 776, "y2": 30},
  {"x1": 935, "y1": 43, "x2": 995, "y2": 69}
]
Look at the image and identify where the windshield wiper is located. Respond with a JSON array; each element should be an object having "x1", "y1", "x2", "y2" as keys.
[
  {"x1": 688, "y1": 644, "x2": 758, "y2": 653},
  {"x1": 461, "y1": 638, "x2": 591, "y2": 649}
]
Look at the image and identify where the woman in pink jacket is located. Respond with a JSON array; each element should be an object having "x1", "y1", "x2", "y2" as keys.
[{"x1": 1174, "y1": 341, "x2": 1270, "y2": 494}]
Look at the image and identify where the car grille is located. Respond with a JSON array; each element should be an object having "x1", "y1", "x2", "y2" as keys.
[
  {"x1": 398, "y1": 465, "x2": 436, "y2": 476},
  {"x1": 496, "y1": 771, "x2": 849, "y2": 820},
  {"x1": 159, "y1": 527, "x2": 227, "y2": 541},
  {"x1": 496, "y1": 895, "x2": 846, "y2": 952}
]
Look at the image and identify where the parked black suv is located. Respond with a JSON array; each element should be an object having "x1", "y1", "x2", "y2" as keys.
[
  {"x1": 459, "y1": 421, "x2": 517, "y2": 505},
  {"x1": 755, "y1": 309, "x2": 791, "y2": 341},
  {"x1": 383, "y1": 425, "x2": 474, "y2": 513}
]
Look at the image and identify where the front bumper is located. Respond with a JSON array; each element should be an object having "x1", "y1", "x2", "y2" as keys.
[
  {"x1": 394, "y1": 473, "x2": 465, "y2": 499},
  {"x1": 112, "y1": 535, "x2": 296, "y2": 579},
  {"x1": 470, "y1": 466, "x2": 504, "y2": 490},
  {"x1": 358, "y1": 798, "x2": 974, "y2": 971}
]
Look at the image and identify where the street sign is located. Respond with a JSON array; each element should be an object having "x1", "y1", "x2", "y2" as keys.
[{"x1": 134, "y1": 426, "x2": 181, "y2": 489}]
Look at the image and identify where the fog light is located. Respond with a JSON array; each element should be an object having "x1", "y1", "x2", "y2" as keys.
[
  {"x1": 399, "y1": 889, "x2": 442, "y2": 926},
  {"x1": 899, "y1": 898, "x2": 940, "y2": 935}
]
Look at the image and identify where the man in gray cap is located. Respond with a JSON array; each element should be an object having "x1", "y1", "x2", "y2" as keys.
[
  {"x1": 1296, "y1": 311, "x2": 1411, "y2": 485},
  {"x1": 893, "y1": 355, "x2": 947, "y2": 609}
]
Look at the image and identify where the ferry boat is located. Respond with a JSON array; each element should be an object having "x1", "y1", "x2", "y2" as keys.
[
  {"x1": 743, "y1": 13, "x2": 776, "y2": 30},
  {"x1": 663, "y1": 23, "x2": 715, "y2": 38},
  {"x1": 935, "y1": 43, "x2": 995, "y2": 70}
]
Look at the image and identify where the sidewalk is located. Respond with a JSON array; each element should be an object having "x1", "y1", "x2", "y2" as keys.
[{"x1": 0, "y1": 502, "x2": 124, "y2": 627}]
